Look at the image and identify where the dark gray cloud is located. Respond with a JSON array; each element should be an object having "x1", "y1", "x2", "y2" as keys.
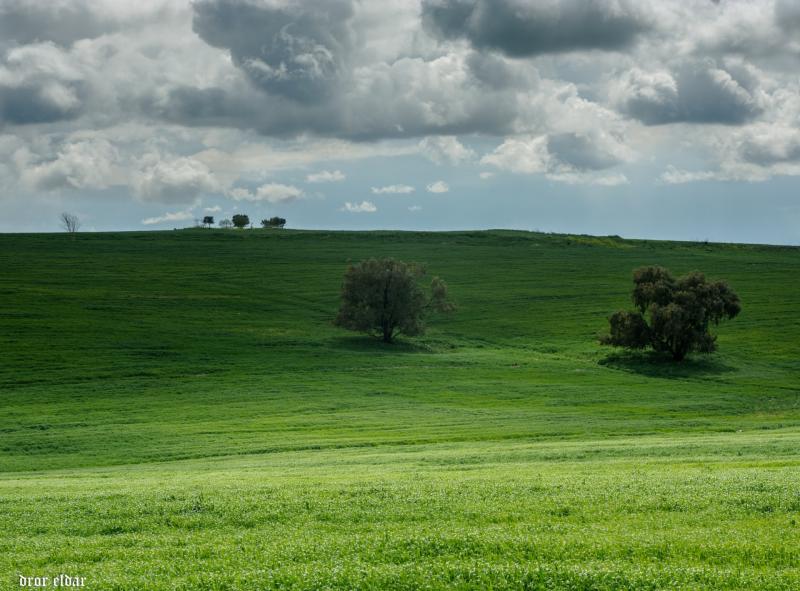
[
  {"x1": 0, "y1": 42, "x2": 88, "y2": 126},
  {"x1": 547, "y1": 132, "x2": 624, "y2": 170},
  {"x1": 154, "y1": 77, "x2": 519, "y2": 141},
  {"x1": 775, "y1": 0, "x2": 800, "y2": 31},
  {"x1": 421, "y1": 0, "x2": 650, "y2": 57},
  {"x1": 0, "y1": 83, "x2": 84, "y2": 124},
  {"x1": 192, "y1": 0, "x2": 355, "y2": 104},
  {"x1": 0, "y1": 1, "x2": 114, "y2": 46},
  {"x1": 615, "y1": 63, "x2": 763, "y2": 125}
]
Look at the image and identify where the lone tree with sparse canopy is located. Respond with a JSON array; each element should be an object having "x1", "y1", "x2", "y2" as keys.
[
  {"x1": 334, "y1": 258, "x2": 454, "y2": 343},
  {"x1": 60, "y1": 212, "x2": 80, "y2": 233},
  {"x1": 601, "y1": 266, "x2": 741, "y2": 361}
]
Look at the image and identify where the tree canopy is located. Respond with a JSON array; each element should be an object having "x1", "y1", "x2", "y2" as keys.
[
  {"x1": 601, "y1": 266, "x2": 741, "y2": 361},
  {"x1": 60, "y1": 212, "x2": 80, "y2": 233},
  {"x1": 262, "y1": 217, "x2": 286, "y2": 228},
  {"x1": 334, "y1": 258, "x2": 454, "y2": 343},
  {"x1": 232, "y1": 214, "x2": 250, "y2": 229}
]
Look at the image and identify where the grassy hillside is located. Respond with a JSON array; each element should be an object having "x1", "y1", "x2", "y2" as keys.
[{"x1": 1, "y1": 229, "x2": 799, "y2": 590}]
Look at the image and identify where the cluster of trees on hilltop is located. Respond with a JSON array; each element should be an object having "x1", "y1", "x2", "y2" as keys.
[{"x1": 200, "y1": 215, "x2": 286, "y2": 229}]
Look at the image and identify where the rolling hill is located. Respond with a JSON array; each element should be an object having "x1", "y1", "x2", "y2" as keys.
[{"x1": 1, "y1": 229, "x2": 798, "y2": 590}]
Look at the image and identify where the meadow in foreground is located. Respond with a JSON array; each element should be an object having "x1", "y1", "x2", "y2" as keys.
[{"x1": 1, "y1": 229, "x2": 798, "y2": 589}]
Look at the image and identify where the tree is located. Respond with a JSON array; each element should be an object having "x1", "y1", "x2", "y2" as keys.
[
  {"x1": 219, "y1": 219, "x2": 233, "y2": 229},
  {"x1": 601, "y1": 266, "x2": 741, "y2": 361},
  {"x1": 261, "y1": 216, "x2": 286, "y2": 229},
  {"x1": 334, "y1": 258, "x2": 454, "y2": 343},
  {"x1": 60, "y1": 212, "x2": 80, "y2": 233},
  {"x1": 202, "y1": 216, "x2": 214, "y2": 228},
  {"x1": 232, "y1": 214, "x2": 250, "y2": 229}
]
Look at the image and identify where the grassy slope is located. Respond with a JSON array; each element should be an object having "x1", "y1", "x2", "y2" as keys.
[{"x1": 1, "y1": 229, "x2": 799, "y2": 590}]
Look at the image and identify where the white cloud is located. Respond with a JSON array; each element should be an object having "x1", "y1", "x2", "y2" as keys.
[
  {"x1": 660, "y1": 166, "x2": 719, "y2": 185},
  {"x1": 481, "y1": 133, "x2": 632, "y2": 185},
  {"x1": 547, "y1": 172, "x2": 630, "y2": 186},
  {"x1": 341, "y1": 200, "x2": 377, "y2": 213},
  {"x1": 479, "y1": 172, "x2": 495, "y2": 180},
  {"x1": 2, "y1": 0, "x2": 800, "y2": 230},
  {"x1": 306, "y1": 169, "x2": 346, "y2": 183},
  {"x1": 481, "y1": 137, "x2": 551, "y2": 175},
  {"x1": 133, "y1": 156, "x2": 220, "y2": 204},
  {"x1": 228, "y1": 183, "x2": 305, "y2": 203},
  {"x1": 371, "y1": 184, "x2": 415, "y2": 194},
  {"x1": 141, "y1": 209, "x2": 195, "y2": 226},
  {"x1": 408, "y1": 205, "x2": 422, "y2": 212},
  {"x1": 426, "y1": 180, "x2": 450, "y2": 193},
  {"x1": 204, "y1": 205, "x2": 222, "y2": 212},
  {"x1": 16, "y1": 138, "x2": 120, "y2": 192},
  {"x1": 418, "y1": 136, "x2": 475, "y2": 165}
]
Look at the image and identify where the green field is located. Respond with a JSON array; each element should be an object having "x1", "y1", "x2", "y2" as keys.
[{"x1": 1, "y1": 229, "x2": 799, "y2": 590}]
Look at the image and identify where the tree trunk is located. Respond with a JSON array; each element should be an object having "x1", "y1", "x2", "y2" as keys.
[
  {"x1": 671, "y1": 348, "x2": 686, "y2": 361},
  {"x1": 382, "y1": 327, "x2": 393, "y2": 343}
]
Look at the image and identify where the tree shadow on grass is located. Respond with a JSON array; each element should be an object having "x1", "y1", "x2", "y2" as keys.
[
  {"x1": 598, "y1": 350, "x2": 737, "y2": 379},
  {"x1": 328, "y1": 335, "x2": 435, "y2": 354}
]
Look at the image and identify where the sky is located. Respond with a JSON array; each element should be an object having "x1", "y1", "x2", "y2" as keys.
[{"x1": 0, "y1": 0, "x2": 798, "y2": 244}]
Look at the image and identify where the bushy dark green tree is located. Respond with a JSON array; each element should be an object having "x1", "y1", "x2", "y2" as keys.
[
  {"x1": 232, "y1": 214, "x2": 250, "y2": 229},
  {"x1": 334, "y1": 258, "x2": 454, "y2": 343},
  {"x1": 202, "y1": 215, "x2": 214, "y2": 228},
  {"x1": 262, "y1": 217, "x2": 286, "y2": 228},
  {"x1": 601, "y1": 266, "x2": 741, "y2": 361}
]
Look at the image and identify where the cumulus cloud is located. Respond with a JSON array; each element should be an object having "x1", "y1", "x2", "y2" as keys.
[
  {"x1": 372, "y1": 184, "x2": 415, "y2": 194},
  {"x1": 418, "y1": 136, "x2": 475, "y2": 165},
  {"x1": 0, "y1": 1, "x2": 115, "y2": 47},
  {"x1": 228, "y1": 183, "x2": 304, "y2": 203},
  {"x1": 422, "y1": 0, "x2": 651, "y2": 57},
  {"x1": 341, "y1": 200, "x2": 376, "y2": 213},
  {"x1": 660, "y1": 124, "x2": 800, "y2": 184},
  {"x1": 0, "y1": 42, "x2": 87, "y2": 125},
  {"x1": 306, "y1": 169, "x2": 346, "y2": 183},
  {"x1": 408, "y1": 205, "x2": 422, "y2": 212},
  {"x1": 611, "y1": 62, "x2": 765, "y2": 125},
  {"x1": 1, "y1": 0, "x2": 799, "y2": 210},
  {"x1": 192, "y1": 0, "x2": 355, "y2": 104},
  {"x1": 141, "y1": 209, "x2": 195, "y2": 226},
  {"x1": 426, "y1": 180, "x2": 450, "y2": 193},
  {"x1": 659, "y1": 166, "x2": 719, "y2": 185},
  {"x1": 481, "y1": 131, "x2": 631, "y2": 185},
  {"x1": 133, "y1": 156, "x2": 220, "y2": 203},
  {"x1": 16, "y1": 137, "x2": 119, "y2": 191}
]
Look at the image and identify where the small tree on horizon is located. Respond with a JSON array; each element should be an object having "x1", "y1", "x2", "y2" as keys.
[
  {"x1": 232, "y1": 214, "x2": 250, "y2": 229},
  {"x1": 601, "y1": 266, "x2": 741, "y2": 361},
  {"x1": 60, "y1": 212, "x2": 80, "y2": 233},
  {"x1": 262, "y1": 217, "x2": 286, "y2": 229},
  {"x1": 334, "y1": 258, "x2": 454, "y2": 343},
  {"x1": 219, "y1": 219, "x2": 233, "y2": 229},
  {"x1": 202, "y1": 216, "x2": 214, "y2": 228}
]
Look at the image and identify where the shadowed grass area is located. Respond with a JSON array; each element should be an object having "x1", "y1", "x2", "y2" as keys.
[{"x1": 0, "y1": 229, "x2": 798, "y2": 589}]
